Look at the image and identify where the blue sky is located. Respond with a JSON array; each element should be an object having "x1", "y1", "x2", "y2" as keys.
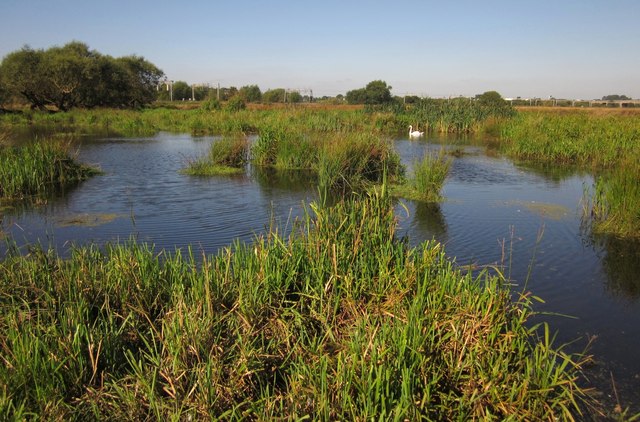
[{"x1": 1, "y1": 0, "x2": 638, "y2": 99}]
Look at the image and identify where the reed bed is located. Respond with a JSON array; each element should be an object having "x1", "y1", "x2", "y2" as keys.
[
  {"x1": 316, "y1": 133, "x2": 404, "y2": 195},
  {"x1": 0, "y1": 190, "x2": 591, "y2": 420},
  {"x1": 182, "y1": 135, "x2": 248, "y2": 176},
  {"x1": 0, "y1": 141, "x2": 99, "y2": 200},
  {"x1": 0, "y1": 107, "x2": 387, "y2": 139},
  {"x1": 499, "y1": 111, "x2": 640, "y2": 167},
  {"x1": 389, "y1": 97, "x2": 515, "y2": 134}
]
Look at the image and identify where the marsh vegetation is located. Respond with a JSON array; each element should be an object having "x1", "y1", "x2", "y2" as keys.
[
  {"x1": 0, "y1": 191, "x2": 591, "y2": 420},
  {"x1": 1, "y1": 102, "x2": 639, "y2": 419}
]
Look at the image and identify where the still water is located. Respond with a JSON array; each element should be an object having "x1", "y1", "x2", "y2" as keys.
[{"x1": 2, "y1": 132, "x2": 639, "y2": 409}]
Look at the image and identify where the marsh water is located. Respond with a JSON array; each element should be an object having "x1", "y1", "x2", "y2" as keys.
[{"x1": 2, "y1": 132, "x2": 639, "y2": 410}]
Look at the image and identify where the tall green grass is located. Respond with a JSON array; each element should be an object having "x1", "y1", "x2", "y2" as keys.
[
  {"x1": 0, "y1": 141, "x2": 99, "y2": 200},
  {"x1": 499, "y1": 112, "x2": 640, "y2": 167},
  {"x1": 584, "y1": 165, "x2": 640, "y2": 238},
  {"x1": 0, "y1": 190, "x2": 591, "y2": 420},
  {"x1": 392, "y1": 149, "x2": 452, "y2": 202},
  {"x1": 386, "y1": 97, "x2": 515, "y2": 134},
  {"x1": 182, "y1": 135, "x2": 248, "y2": 176},
  {"x1": 316, "y1": 133, "x2": 404, "y2": 194}
]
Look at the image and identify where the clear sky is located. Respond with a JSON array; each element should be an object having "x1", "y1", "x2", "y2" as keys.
[{"x1": 1, "y1": 0, "x2": 638, "y2": 99}]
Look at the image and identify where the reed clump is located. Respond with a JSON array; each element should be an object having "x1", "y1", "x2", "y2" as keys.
[
  {"x1": 584, "y1": 164, "x2": 640, "y2": 238},
  {"x1": 0, "y1": 141, "x2": 99, "y2": 200},
  {"x1": 392, "y1": 148, "x2": 452, "y2": 202},
  {"x1": 317, "y1": 133, "x2": 404, "y2": 194},
  {"x1": 183, "y1": 135, "x2": 248, "y2": 176},
  {"x1": 0, "y1": 190, "x2": 591, "y2": 420}
]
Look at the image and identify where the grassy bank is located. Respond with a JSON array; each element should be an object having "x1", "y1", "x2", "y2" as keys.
[
  {"x1": 0, "y1": 190, "x2": 591, "y2": 420},
  {"x1": 0, "y1": 100, "x2": 514, "y2": 140},
  {"x1": 500, "y1": 111, "x2": 640, "y2": 167},
  {"x1": 0, "y1": 141, "x2": 99, "y2": 200}
]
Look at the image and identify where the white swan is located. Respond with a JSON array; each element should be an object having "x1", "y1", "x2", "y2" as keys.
[{"x1": 409, "y1": 125, "x2": 424, "y2": 138}]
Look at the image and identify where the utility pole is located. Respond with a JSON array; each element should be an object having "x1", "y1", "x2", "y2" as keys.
[{"x1": 217, "y1": 83, "x2": 220, "y2": 101}]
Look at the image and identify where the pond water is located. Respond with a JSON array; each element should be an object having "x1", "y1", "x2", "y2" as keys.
[{"x1": 2, "y1": 132, "x2": 639, "y2": 410}]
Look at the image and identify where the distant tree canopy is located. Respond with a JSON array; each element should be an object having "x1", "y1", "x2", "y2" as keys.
[
  {"x1": 346, "y1": 80, "x2": 393, "y2": 105},
  {"x1": 0, "y1": 41, "x2": 164, "y2": 110},
  {"x1": 239, "y1": 85, "x2": 262, "y2": 102},
  {"x1": 0, "y1": 69, "x2": 9, "y2": 109},
  {"x1": 172, "y1": 81, "x2": 191, "y2": 101},
  {"x1": 474, "y1": 91, "x2": 513, "y2": 116},
  {"x1": 261, "y1": 88, "x2": 302, "y2": 104},
  {"x1": 602, "y1": 94, "x2": 630, "y2": 101},
  {"x1": 475, "y1": 91, "x2": 507, "y2": 106}
]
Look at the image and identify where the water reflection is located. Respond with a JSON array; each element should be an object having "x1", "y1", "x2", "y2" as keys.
[
  {"x1": 514, "y1": 161, "x2": 588, "y2": 185},
  {"x1": 251, "y1": 167, "x2": 317, "y2": 193},
  {"x1": 591, "y1": 234, "x2": 640, "y2": 300},
  {"x1": 412, "y1": 201, "x2": 448, "y2": 240}
]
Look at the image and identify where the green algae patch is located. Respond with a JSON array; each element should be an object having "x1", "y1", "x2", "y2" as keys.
[{"x1": 55, "y1": 213, "x2": 121, "y2": 227}]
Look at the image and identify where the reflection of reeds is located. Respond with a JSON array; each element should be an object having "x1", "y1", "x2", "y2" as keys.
[
  {"x1": 0, "y1": 141, "x2": 99, "y2": 199},
  {"x1": 0, "y1": 189, "x2": 590, "y2": 420}
]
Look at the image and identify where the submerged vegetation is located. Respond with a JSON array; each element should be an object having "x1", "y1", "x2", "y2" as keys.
[
  {"x1": 0, "y1": 190, "x2": 590, "y2": 420},
  {"x1": 0, "y1": 141, "x2": 99, "y2": 200}
]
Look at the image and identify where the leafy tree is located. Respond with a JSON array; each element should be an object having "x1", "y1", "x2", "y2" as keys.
[
  {"x1": 239, "y1": 85, "x2": 262, "y2": 102},
  {"x1": 0, "y1": 42, "x2": 164, "y2": 110},
  {"x1": 602, "y1": 94, "x2": 630, "y2": 101},
  {"x1": 263, "y1": 88, "x2": 285, "y2": 103},
  {"x1": 1, "y1": 46, "x2": 50, "y2": 110},
  {"x1": 475, "y1": 91, "x2": 507, "y2": 107},
  {"x1": 363, "y1": 80, "x2": 393, "y2": 104},
  {"x1": 346, "y1": 88, "x2": 366, "y2": 104},
  {"x1": 172, "y1": 81, "x2": 190, "y2": 101},
  {"x1": 0, "y1": 68, "x2": 9, "y2": 109},
  {"x1": 288, "y1": 91, "x2": 302, "y2": 103},
  {"x1": 346, "y1": 80, "x2": 393, "y2": 105},
  {"x1": 116, "y1": 55, "x2": 164, "y2": 108},
  {"x1": 41, "y1": 42, "x2": 96, "y2": 111}
]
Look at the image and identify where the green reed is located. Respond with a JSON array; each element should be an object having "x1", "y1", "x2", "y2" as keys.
[
  {"x1": 499, "y1": 111, "x2": 640, "y2": 167},
  {"x1": 182, "y1": 135, "x2": 248, "y2": 176},
  {"x1": 0, "y1": 141, "x2": 99, "y2": 200},
  {"x1": 584, "y1": 165, "x2": 640, "y2": 238},
  {"x1": 386, "y1": 97, "x2": 515, "y2": 134},
  {"x1": 316, "y1": 133, "x2": 404, "y2": 195},
  {"x1": 392, "y1": 148, "x2": 452, "y2": 202},
  {"x1": 0, "y1": 189, "x2": 591, "y2": 420}
]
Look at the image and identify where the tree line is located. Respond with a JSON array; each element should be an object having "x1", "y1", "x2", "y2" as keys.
[
  {"x1": 158, "y1": 83, "x2": 306, "y2": 104},
  {"x1": 0, "y1": 42, "x2": 164, "y2": 110}
]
